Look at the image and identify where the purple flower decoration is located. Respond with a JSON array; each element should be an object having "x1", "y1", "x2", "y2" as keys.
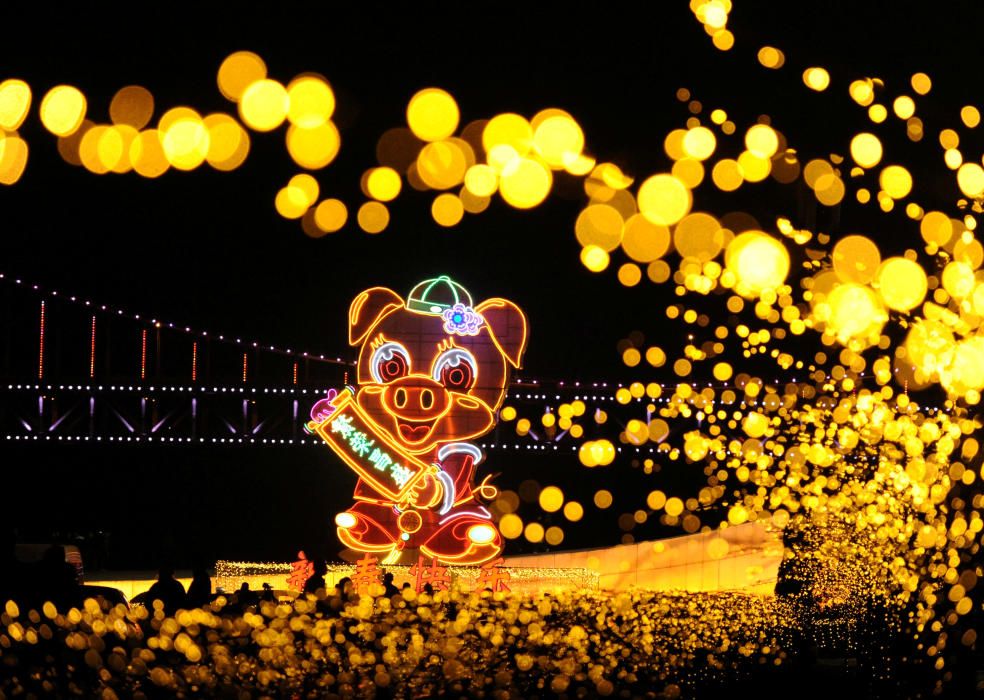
[{"x1": 442, "y1": 303, "x2": 484, "y2": 336}]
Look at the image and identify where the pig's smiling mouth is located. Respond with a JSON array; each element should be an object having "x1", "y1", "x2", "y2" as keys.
[{"x1": 396, "y1": 418, "x2": 436, "y2": 445}]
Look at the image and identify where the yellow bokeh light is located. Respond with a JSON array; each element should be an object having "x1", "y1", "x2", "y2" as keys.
[
  {"x1": 533, "y1": 114, "x2": 584, "y2": 168},
  {"x1": 524, "y1": 522, "x2": 545, "y2": 544},
  {"x1": 580, "y1": 245, "x2": 610, "y2": 272},
  {"x1": 0, "y1": 79, "x2": 31, "y2": 131},
  {"x1": 744, "y1": 124, "x2": 779, "y2": 158},
  {"x1": 725, "y1": 231, "x2": 790, "y2": 298},
  {"x1": 0, "y1": 134, "x2": 28, "y2": 185},
  {"x1": 563, "y1": 501, "x2": 583, "y2": 522},
  {"x1": 406, "y1": 88, "x2": 459, "y2": 142},
  {"x1": 593, "y1": 490, "x2": 613, "y2": 509},
  {"x1": 464, "y1": 164, "x2": 498, "y2": 197},
  {"x1": 499, "y1": 157, "x2": 552, "y2": 209},
  {"x1": 539, "y1": 486, "x2": 564, "y2": 513},
  {"x1": 576, "y1": 204, "x2": 623, "y2": 251},
  {"x1": 431, "y1": 193, "x2": 464, "y2": 227},
  {"x1": 638, "y1": 174, "x2": 691, "y2": 226},
  {"x1": 821, "y1": 283, "x2": 887, "y2": 346},
  {"x1": 357, "y1": 201, "x2": 390, "y2": 234},
  {"x1": 802, "y1": 67, "x2": 831, "y2": 91},
  {"x1": 313, "y1": 198, "x2": 348, "y2": 233},
  {"x1": 849, "y1": 133, "x2": 883, "y2": 169},
  {"x1": 499, "y1": 513, "x2": 523, "y2": 539},
  {"x1": 956, "y1": 162, "x2": 984, "y2": 198},
  {"x1": 161, "y1": 111, "x2": 210, "y2": 170},
  {"x1": 366, "y1": 167, "x2": 402, "y2": 202},
  {"x1": 130, "y1": 129, "x2": 169, "y2": 178},
  {"x1": 217, "y1": 51, "x2": 267, "y2": 102},
  {"x1": 109, "y1": 85, "x2": 154, "y2": 130},
  {"x1": 832, "y1": 234, "x2": 881, "y2": 284},
  {"x1": 286, "y1": 122, "x2": 341, "y2": 169},
  {"x1": 483, "y1": 113, "x2": 533, "y2": 157},
  {"x1": 875, "y1": 257, "x2": 927, "y2": 311},
  {"x1": 275, "y1": 186, "x2": 310, "y2": 219},
  {"x1": 664, "y1": 497, "x2": 684, "y2": 517},
  {"x1": 287, "y1": 76, "x2": 335, "y2": 129},
  {"x1": 682, "y1": 126, "x2": 716, "y2": 161},
  {"x1": 204, "y1": 113, "x2": 250, "y2": 171},
  {"x1": 239, "y1": 79, "x2": 290, "y2": 132},
  {"x1": 879, "y1": 165, "x2": 913, "y2": 199},
  {"x1": 39, "y1": 85, "x2": 86, "y2": 137}
]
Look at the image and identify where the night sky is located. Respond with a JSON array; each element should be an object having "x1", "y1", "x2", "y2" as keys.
[{"x1": 1, "y1": 2, "x2": 981, "y2": 566}]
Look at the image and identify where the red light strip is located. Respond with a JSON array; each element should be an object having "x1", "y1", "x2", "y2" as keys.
[
  {"x1": 38, "y1": 301, "x2": 45, "y2": 380},
  {"x1": 192, "y1": 341, "x2": 198, "y2": 382},
  {"x1": 242, "y1": 352, "x2": 247, "y2": 382},
  {"x1": 89, "y1": 315, "x2": 96, "y2": 378},
  {"x1": 293, "y1": 361, "x2": 298, "y2": 385},
  {"x1": 141, "y1": 329, "x2": 147, "y2": 381}
]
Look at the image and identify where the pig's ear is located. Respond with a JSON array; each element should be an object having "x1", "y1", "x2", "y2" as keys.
[
  {"x1": 476, "y1": 298, "x2": 528, "y2": 368},
  {"x1": 349, "y1": 287, "x2": 404, "y2": 346}
]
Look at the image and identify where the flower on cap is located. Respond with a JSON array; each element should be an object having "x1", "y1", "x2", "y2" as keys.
[{"x1": 443, "y1": 303, "x2": 483, "y2": 336}]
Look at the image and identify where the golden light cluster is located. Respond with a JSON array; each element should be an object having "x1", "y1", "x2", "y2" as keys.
[{"x1": 0, "y1": 585, "x2": 798, "y2": 697}]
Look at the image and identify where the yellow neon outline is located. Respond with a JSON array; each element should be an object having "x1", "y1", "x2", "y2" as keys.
[
  {"x1": 310, "y1": 391, "x2": 431, "y2": 502},
  {"x1": 349, "y1": 287, "x2": 404, "y2": 346}
]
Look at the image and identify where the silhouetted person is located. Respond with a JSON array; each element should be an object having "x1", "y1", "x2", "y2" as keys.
[
  {"x1": 261, "y1": 582, "x2": 275, "y2": 601},
  {"x1": 186, "y1": 566, "x2": 212, "y2": 608},
  {"x1": 382, "y1": 572, "x2": 399, "y2": 598},
  {"x1": 303, "y1": 559, "x2": 327, "y2": 595},
  {"x1": 235, "y1": 581, "x2": 258, "y2": 608},
  {"x1": 145, "y1": 566, "x2": 186, "y2": 615}
]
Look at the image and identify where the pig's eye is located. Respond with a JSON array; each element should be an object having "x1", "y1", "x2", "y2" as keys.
[
  {"x1": 370, "y1": 342, "x2": 411, "y2": 384},
  {"x1": 433, "y1": 349, "x2": 477, "y2": 391}
]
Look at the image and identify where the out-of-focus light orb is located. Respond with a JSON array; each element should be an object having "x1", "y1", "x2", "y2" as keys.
[
  {"x1": 940, "y1": 337, "x2": 984, "y2": 396},
  {"x1": 130, "y1": 129, "x2": 169, "y2": 178},
  {"x1": 287, "y1": 76, "x2": 335, "y2": 129},
  {"x1": 0, "y1": 134, "x2": 28, "y2": 184},
  {"x1": 539, "y1": 486, "x2": 564, "y2": 513},
  {"x1": 957, "y1": 162, "x2": 984, "y2": 198},
  {"x1": 417, "y1": 140, "x2": 468, "y2": 190},
  {"x1": 464, "y1": 164, "x2": 498, "y2": 197},
  {"x1": 744, "y1": 124, "x2": 779, "y2": 158},
  {"x1": 286, "y1": 122, "x2": 340, "y2": 169},
  {"x1": 499, "y1": 513, "x2": 523, "y2": 539},
  {"x1": 563, "y1": 501, "x2": 584, "y2": 522},
  {"x1": 942, "y1": 260, "x2": 975, "y2": 299},
  {"x1": 431, "y1": 193, "x2": 464, "y2": 227},
  {"x1": 289, "y1": 174, "x2": 319, "y2": 206},
  {"x1": 533, "y1": 114, "x2": 584, "y2": 168},
  {"x1": 275, "y1": 185, "x2": 310, "y2": 219},
  {"x1": 357, "y1": 201, "x2": 390, "y2": 234},
  {"x1": 217, "y1": 51, "x2": 267, "y2": 102},
  {"x1": 239, "y1": 79, "x2": 289, "y2": 132},
  {"x1": 725, "y1": 231, "x2": 790, "y2": 298},
  {"x1": 204, "y1": 113, "x2": 250, "y2": 171},
  {"x1": 822, "y1": 283, "x2": 887, "y2": 345},
  {"x1": 499, "y1": 157, "x2": 552, "y2": 208},
  {"x1": 313, "y1": 198, "x2": 347, "y2": 233},
  {"x1": 366, "y1": 166, "x2": 402, "y2": 202},
  {"x1": 802, "y1": 67, "x2": 830, "y2": 91},
  {"x1": 109, "y1": 85, "x2": 154, "y2": 129},
  {"x1": 39, "y1": 85, "x2": 86, "y2": 137},
  {"x1": 757, "y1": 46, "x2": 785, "y2": 69},
  {"x1": 468, "y1": 524, "x2": 497, "y2": 544},
  {"x1": 638, "y1": 173, "x2": 691, "y2": 226},
  {"x1": 406, "y1": 88, "x2": 459, "y2": 143},
  {"x1": 920, "y1": 211, "x2": 953, "y2": 246},
  {"x1": 879, "y1": 165, "x2": 913, "y2": 199},
  {"x1": 580, "y1": 245, "x2": 610, "y2": 272},
  {"x1": 832, "y1": 234, "x2": 881, "y2": 284},
  {"x1": 0, "y1": 79, "x2": 31, "y2": 131},
  {"x1": 621, "y1": 214, "x2": 671, "y2": 262},
  {"x1": 483, "y1": 113, "x2": 533, "y2": 157},
  {"x1": 876, "y1": 257, "x2": 927, "y2": 311},
  {"x1": 682, "y1": 126, "x2": 716, "y2": 160},
  {"x1": 576, "y1": 204, "x2": 623, "y2": 251},
  {"x1": 905, "y1": 319, "x2": 955, "y2": 376},
  {"x1": 524, "y1": 522, "x2": 545, "y2": 543},
  {"x1": 160, "y1": 109, "x2": 210, "y2": 170},
  {"x1": 849, "y1": 133, "x2": 882, "y2": 168}
]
